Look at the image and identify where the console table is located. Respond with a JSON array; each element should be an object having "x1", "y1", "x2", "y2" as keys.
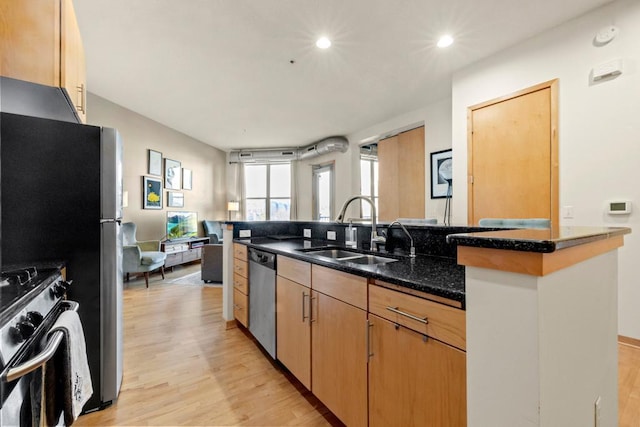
[{"x1": 161, "y1": 237, "x2": 209, "y2": 269}]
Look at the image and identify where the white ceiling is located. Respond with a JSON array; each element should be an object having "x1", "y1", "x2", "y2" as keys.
[{"x1": 74, "y1": 0, "x2": 612, "y2": 152}]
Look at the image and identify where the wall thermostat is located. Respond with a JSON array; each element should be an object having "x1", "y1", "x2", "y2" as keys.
[{"x1": 608, "y1": 201, "x2": 631, "y2": 215}]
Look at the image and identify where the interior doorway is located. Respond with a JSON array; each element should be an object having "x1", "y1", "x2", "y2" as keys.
[
  {"x1": 312, "y1": 163, "x2": 334, "y2": 221},
  {"x1": 467, "y1": 80, "x2": 559, "y2": 228}
]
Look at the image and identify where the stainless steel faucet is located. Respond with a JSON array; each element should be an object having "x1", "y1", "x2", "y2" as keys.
[
  {"x1": 387, "y1": 220, "x2": 416, "y2": 257},
  {"x1": 335, "y1": 196, "x2": 386, "y2": 251}
]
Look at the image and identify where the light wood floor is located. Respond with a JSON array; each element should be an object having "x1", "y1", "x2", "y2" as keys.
[{"x1": 75, "y1": 264, "x2": 640, "y2": 426}]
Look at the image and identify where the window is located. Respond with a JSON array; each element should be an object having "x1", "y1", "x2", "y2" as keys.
[
  {"x1": 312, "y1": 163, "x2": 334, "y2": 221},
  {"x1": 360, "y1": 157, "x2": 378, "y2": 219},
  {"x1": 244, "y1": 163, "x2": 291, "y2": 220}
]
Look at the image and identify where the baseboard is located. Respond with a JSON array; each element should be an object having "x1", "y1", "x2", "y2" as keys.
[
  {"x1": 619, "y1": 335, "x2": 640, "y2": 348},
  {"x1": 226, "y1": 320, "x2": 238, "y2": 330}
]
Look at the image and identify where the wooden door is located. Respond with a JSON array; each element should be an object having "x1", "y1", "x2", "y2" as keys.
[
  {"x1": 378, "y1": 126, "x2": 425, "y2": 221},
  {"x1": 275, "y1": 276, "x2": 311, "y2": 389},
  {"x1": 377, "y1": 135, "x2": 399, "y2": 221},
  {"x1": 468, "y1": 80, "x2": 558, "y2": 227},
  {"x1": 311, "y1": 291, "x2": 368, "y2": 427},
  {"x1": 369, "y1": 315, "x2": 467, "y2": 427}
]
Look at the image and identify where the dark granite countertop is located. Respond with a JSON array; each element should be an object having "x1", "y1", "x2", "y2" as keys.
[
  {"x1": 446, "y1": 226, "x2": 631, "y2": 253},
  {"x1": 234, "y1": 237, "x2": 466, "y2": 307}
]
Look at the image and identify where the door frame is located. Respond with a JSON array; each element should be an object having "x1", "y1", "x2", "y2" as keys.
[{"x1": 466, "y1": 79, "x2": 559, "y2": 230}]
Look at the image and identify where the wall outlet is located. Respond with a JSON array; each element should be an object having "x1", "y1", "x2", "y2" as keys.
[
  {"x1": 239, "y1": 229, "x2": 251, "y2": 238},
  {"x1": 327, "y1": 231, "x2": 336, "y2": 240},
  {"x1": 594, "y1": 396, "x2": 601, "y2": 427},
  {"x1": 303, "y1": 228, "x2": 312, "y2": 238},
  {"x1": 562, "y1": 206, "x2": 574, "y2": 219}
]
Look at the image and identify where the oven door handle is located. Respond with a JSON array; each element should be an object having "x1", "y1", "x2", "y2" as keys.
[{"x1": 5, "y1": 300, "x2": 80, "y2": 382}]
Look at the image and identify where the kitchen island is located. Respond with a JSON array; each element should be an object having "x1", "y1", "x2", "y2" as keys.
[{"x1": 223, "y1": 222, "x2": 629, "y2": 426}]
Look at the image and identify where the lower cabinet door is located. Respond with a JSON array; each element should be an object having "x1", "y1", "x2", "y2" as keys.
[
  {"x1": 369, "y1": 314, "x2": 467, "y2": 427},
  {"x1": 311, "y1": 291, "x2": 368, "y2": 427},
  {"x1": 276, "y1": 276, "x2": 311, "y2": 389}
]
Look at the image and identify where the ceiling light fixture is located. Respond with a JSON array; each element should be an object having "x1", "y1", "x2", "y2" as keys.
[
  {"x1": 437, "y1": 35, "x2": 454, "y2": 48},
  {"x1": 316, "y1": 37, "x2": 331, "y2": 49}
]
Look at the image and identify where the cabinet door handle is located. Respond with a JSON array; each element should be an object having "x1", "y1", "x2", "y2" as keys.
[
  {"x1": 386, "y1": 306, "x2": 429, "y2": 325},
  {"x1": 301, "y1": 292, "x2": 309, "y2": 322},
  {"x1": 366, "y1": 319, "x2": 373, "y2": 361},
  {"x1": 76, "y1": 84, "x2": 85, "y2": 113}
]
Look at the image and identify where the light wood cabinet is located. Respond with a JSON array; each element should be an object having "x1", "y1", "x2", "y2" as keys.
[
  {"x1": 378, "y1": 126, "x2": 425, "y2": 221},
  {"x1": 368, "y1": 314, "x2": 466, "y2": 427},
  {"x1": 276, "y1": 275, "x2": 311, "y2": 389},
  {"x1": 233, "y1": 244, "x2": 249, "y2": 327},
  {"x1": 311, "y1": 266, "x2": 368, "y2": 427},
  {"x1": 0, "y1": 0, "x2": 87, "y2": 122}
]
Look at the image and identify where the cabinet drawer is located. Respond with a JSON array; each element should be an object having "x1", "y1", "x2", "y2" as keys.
[
  {"x1": 164, "y1": 252, "x2": 182, "y2": 267},
  {"x1": 278, "y1": 256, "x2": 310, "y2": 287},
  {"x1": 233, "y1": 243, "x2": 247, "y2": 261},
  {"x1": 233, "y1": 259, "x2": 248, "y2": 278},
  {"x1": 369, "y1": 284, "x2": 466, "y2": 351},
  {"x1": 182, "y1": 248, "x2": 201, "y2": 262},
  {"x1": 311, "y1": 265, "x2": 367, "y2": 310},
  {"x1": 233, "y1": 272, "x2": 248, "y2": 294},
  {"x1": 233, "y1": 288, "x2": 249, "y2": 327}
]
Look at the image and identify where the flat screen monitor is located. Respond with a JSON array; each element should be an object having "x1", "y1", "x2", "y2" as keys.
[{"x1": 166, "y1": 211, "x2": 198, "y2": 241}]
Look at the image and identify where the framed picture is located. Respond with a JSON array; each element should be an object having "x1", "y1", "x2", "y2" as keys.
[
  {"x1": 148, "y1": 149, "x2": 162, "y2": 176},
  {"x1": 430, "y1": 149, "x2": 453, "y2": 199},
  {"x1": 167, "y1": 192, "x2": 184, "y2": 208},
  {"x1": 182, "y1": 168, "x2": 192, "y2": 190},
  {"x1": 143, "y1": 176, "x2": 162, "y2": 209},
  {"x1": 165, "y1": 158, "x2": 181, "y2": 190}
]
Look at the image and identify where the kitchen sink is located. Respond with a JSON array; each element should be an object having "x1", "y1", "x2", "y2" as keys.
[
  {"x1": 340, "y1": 254, "x2": 398, "y2": 265},
  {"x1": 301, "y1": 248, "x2": 364, "y2": 259},
  {"x1": 298, "y1": 247, "x2": 398, "y2": 265}
]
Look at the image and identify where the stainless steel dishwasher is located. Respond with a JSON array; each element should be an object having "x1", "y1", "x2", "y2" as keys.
[{"x1": 248, "y1": 248, "x2": 277, "y2": 358}]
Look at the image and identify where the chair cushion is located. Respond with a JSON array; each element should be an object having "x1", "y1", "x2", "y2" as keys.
[{"x1": 141, "y1": 251, "x2": 167, "y2": 266}]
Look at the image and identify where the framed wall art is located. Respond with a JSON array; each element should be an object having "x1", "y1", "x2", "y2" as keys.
[
  {"x1": 167, "y1": 192, "x2": 184, "y2": 208},
  {"x1": 430, "y1": 149, "x2": 453, "y2": 199},
  {"x1": 148, "y1": 149, "x2": 162, "y2": 176},
  {"x1": 143, "y1": 176, "x2": 162, "y2": 209},
  {"x1": 165, "y1": 158, "x2": 181, "y2": 190},
  {"x1": 182, "y1": 168, "x2": 192, "y2": 190}
]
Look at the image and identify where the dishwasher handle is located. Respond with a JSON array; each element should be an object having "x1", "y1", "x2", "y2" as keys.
[{"x1": 248, "y1": 248, "x2": 277, "y2": 270}]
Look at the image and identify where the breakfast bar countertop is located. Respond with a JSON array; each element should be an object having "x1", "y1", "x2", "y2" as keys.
[
  {"x1": 233, "y1": 237, "x2": 466, "y2": 306},
  {"x1": 446, "y1": 226, "x2": 631, "y2": 253}
]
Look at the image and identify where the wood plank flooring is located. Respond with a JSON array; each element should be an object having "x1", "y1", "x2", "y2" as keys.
[
  {"x1": 75, "y1": 264, "x2": 640, "y2": 426},
  {"x1": 75, "y1": 265, "x2": 342, "y2": 426}
]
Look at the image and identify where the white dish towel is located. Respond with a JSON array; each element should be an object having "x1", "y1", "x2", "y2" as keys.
[{"x1": 47, "y1": 310, "x2": 93, "y2": 425}]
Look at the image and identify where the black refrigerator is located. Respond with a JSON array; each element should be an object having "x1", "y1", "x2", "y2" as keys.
[{"x1": 0, "y1": 110, "x2": 124, "y2": 412}]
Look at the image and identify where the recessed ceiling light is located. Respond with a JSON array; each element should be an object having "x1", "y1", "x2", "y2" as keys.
[
  {"x1": 437, "y1": 35, "x2": 454, "y2": 48},
  {"x1": 316, "y1": 37, "x2": 331, "y2": 49}
]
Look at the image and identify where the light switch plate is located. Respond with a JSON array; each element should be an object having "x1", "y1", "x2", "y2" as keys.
[
  {"x1": 327, "y1": 231, "x2": 336, "y2": 240},
  {"x1": 239, "y1": 229, "x2": 251, "y2": 238},
  {"x1": 303, "y1": 228, "x2": 312, "y2": 238}
]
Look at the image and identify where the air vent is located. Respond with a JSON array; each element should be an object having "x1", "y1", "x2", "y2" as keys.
[{"x1": 229, "y1": 136, "x2": 349, "y2": 163}]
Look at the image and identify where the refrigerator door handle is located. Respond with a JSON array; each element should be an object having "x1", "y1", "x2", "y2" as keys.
[{"x1": 100, "y1": 218, "x2": 122, "y2": 225}]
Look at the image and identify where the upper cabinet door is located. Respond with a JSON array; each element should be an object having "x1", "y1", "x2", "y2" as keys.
[
  {"x1": 0, "y1": 0, "x2": 61, "y2": 86},
  {"x1": 0, "y1": 0, "x2": 87, "y2": 123},
  {"x1": 61, "y1": 0, "x2": 87, "y2": 123}
]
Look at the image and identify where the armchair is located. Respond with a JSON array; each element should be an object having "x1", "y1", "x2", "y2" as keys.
[
  {"x1": 122, "y1": 222, "x2": 167, "y2": 287},
  {"x1": 202, "y1": 220, "x2": 224, "y2": 244}
]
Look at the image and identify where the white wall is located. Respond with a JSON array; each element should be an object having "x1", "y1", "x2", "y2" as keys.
[
  {"x1": 88, "y1": 93, "x2": 228, "y2": 241},
  {"x1": 451, "y1": 0, "x2": 640, "y2": 339}
]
